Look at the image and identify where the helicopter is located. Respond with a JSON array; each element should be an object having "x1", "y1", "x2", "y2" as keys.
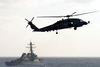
[{"x1": 25, "y1": 11, "x2": 98, "y2": 34}]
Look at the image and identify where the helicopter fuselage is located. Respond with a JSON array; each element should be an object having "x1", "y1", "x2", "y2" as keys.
[
  {"x1": 28, "y1": 18, "x2": 90, "y2": 32},
  {"x1": 25, "y1": 11, "x2": 98, "y2": 34}
]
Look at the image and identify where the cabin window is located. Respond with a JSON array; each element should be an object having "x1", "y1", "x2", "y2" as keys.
[{"x1": 70, "y1": 22, "x2": 73, "y2": 24}]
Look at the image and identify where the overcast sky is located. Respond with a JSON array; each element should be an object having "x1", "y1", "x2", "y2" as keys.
[{"x1": 0, "y1": 0, "x2": 100, "y2": 57}]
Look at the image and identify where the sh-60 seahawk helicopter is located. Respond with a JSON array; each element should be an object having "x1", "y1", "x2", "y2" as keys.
[{"x1": 25, "y1": 11, "x2": 98, "y2": 34}]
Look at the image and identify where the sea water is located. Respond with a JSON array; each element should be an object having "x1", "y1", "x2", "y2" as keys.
[{"x1": 0, "y1": 57, "x2": 100, "y2": 67}]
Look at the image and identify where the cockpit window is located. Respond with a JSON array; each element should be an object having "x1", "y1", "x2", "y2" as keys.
[{"x1": 80, "y1": 19, "x2": 82, "y2": 22}]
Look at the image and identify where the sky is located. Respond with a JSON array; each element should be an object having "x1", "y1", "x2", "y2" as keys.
[{"x1": 0, "y1": 0, "x2": 100, "y2": 57}]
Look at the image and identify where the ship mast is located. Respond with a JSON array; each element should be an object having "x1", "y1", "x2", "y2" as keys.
[{"x1": 26, "y1": 40, "x2": 36, "y2": 61}]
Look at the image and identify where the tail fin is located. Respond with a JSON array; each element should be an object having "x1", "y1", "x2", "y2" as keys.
[{"x1": 28, "y1": 22, "x2": 39, "y2": 31}]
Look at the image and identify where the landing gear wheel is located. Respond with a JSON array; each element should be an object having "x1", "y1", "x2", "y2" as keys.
[
  {"x1": 56, "y1": 31, "x2": 58, "y2": 34},
  {"x1": 74, "y1": 27, "x2": 77, "y2": 30},
  {"x1": 56, "y1": 30, "x2": 58, "y2": 34}
]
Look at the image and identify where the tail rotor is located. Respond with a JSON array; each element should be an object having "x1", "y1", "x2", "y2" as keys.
[
  {"x1": 25, "y1": 17, "x2": 34, "y2": 28},
  {"x1": 31, "y1": 17, "x2": 34, "y2": 22}
]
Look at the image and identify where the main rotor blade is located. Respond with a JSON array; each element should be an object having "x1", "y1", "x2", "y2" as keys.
[
  {"x1": 31, "y1": 17, "x2": 34, "y2": 21},
  {"x1": 37, "y1": 16, "x2": 63, "y2": 18},
  {"x1": 70, "y1": 12, "x2": 76, "y2": 16},
  {"x1": 37, "y1": 11, "x2": 98, "y2": 18},
  {"x1": 73, "y1": 11, "x2": 98, "y2": 16}
]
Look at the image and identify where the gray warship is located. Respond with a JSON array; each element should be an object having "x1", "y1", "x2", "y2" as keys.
[{"x1": 5, "y1": 41, "x2": 43, "y2": 66}]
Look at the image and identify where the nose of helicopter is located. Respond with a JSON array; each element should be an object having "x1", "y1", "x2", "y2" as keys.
[{"x1": 83, "y1": 21, "x2": 90, "y2": 25}]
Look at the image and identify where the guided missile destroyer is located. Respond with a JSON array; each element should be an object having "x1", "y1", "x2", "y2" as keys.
[{"x1": 5, "y1": 41, "x2": 43, "y2": 66}]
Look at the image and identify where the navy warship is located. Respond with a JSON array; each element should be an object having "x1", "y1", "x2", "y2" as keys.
[{"x1": 5, "y1": 41, "x2": 43, "y2": 66}]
